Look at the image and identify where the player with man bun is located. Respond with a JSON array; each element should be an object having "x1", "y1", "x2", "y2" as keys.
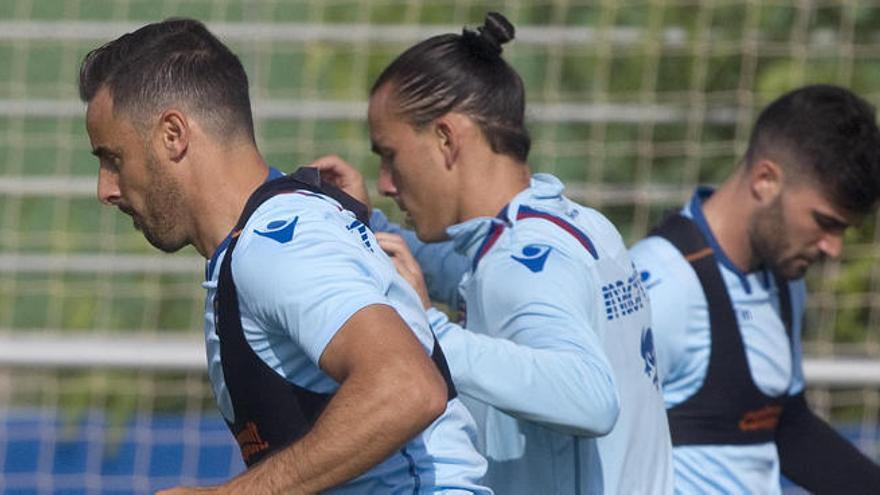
[{"x1": 314, "y1": 12, "x2": 673, "y2": 494}]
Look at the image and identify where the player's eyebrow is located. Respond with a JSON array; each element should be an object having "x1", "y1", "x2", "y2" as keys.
[{"x1": 91, "y1": 146, "x2": 119, "y2": 160}]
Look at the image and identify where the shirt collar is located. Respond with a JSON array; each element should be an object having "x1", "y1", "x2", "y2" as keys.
[
  {"x1": 446, "y1": 173, "x2": 565, "y2": 264},
  {"x1": 685, "y1": 185, "x2": 771, "y2": 294}
]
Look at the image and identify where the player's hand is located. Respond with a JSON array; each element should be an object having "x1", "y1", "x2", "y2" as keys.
[
  {"x1": 308, "y1": 155, "x2": 371, "y2": 211},
  {"x1": 376, "y1": 232, "x2": 430, "y2": 309}
]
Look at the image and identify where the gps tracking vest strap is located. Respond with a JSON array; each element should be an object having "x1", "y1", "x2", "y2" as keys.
[
  {"x1": 216, "y1": 167, "x2": 457, "y2": 467},
  {"x1": 650, "y1": 214, "x2": 794, "y2": 446}
]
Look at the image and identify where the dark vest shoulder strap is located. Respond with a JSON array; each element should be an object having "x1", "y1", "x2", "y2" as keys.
[
  {"x1": 233, "y1": 166, "x2": 370, "y2": 235},
  {"x1": 649, "y1": 213, "x2": 710, "y2": 256},
  {"x1": 650, "y1": 213, "x2": 748, "y2": 387}
]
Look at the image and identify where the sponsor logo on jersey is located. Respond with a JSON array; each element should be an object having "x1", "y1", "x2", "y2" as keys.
[
  {"x1": 235, "y1": 421, "x2": 270, "y2": 464},
  {"x1": 602, "y1": 268, "x2": 648, "y2": 320},
  {"x1": 254, "y1": 216, "x2": 299, "y2": 244},
  {"x1": 511, "y1": 244, "x2": 553, "y2": 272},
  {"x1": 640, "y1": 269, "x2": 661, "y2": 289},
  {"x1": 641, "y1": 327, "x2": 659, "y2": 389},
  {"x1": 738, "y1": 405, "x2": 783, "y2": 432}
]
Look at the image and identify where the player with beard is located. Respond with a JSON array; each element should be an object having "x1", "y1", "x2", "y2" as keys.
[
  {"x1": 80, "y1": 18, "x2": 489, "y2": 494},
  {"x1": 629, "y1": 84, "x2": 880, "y2": 494}
]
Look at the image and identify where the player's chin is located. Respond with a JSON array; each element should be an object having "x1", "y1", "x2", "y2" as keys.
[
  {"x1": 778, "y1": 259, "x2": 810, "y2": 280},
  {"x1": 413, "y1": 222, "x2": 449, "y2": 243},
  {"x1": 403, "y1": 211, "x2": 416, "y2": 229}
]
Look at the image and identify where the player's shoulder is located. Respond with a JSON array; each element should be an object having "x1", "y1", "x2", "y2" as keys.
[
  {"x1": 243, "y1": 191, "x2": 366, "y2": 244},
  {"x1": 629, "y1": 233, "x2": 700, "y2": 296},
  {"x1": 630, "y1": 234, "x2": 688, "y2": 272},
  {"x1": 506, "y1": 199, "x2": 623, "y2": 265},
  {"x1": 254, "y1": 189, "x2": 350, "y2": 223},
  {"x1": 234, "y1": 190, "x2": 371, "y2": 271}
]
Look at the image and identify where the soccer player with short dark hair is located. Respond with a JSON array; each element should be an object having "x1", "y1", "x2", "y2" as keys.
[
  {"x1": 630, "y1": 84, "x2": 880, "y2": 494},
  {"x1": 80, "y1": 18, "x2": 489, "y2": 494}
]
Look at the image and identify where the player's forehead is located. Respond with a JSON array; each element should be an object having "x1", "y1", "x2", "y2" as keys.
[
  {"x1": 369, "y1": 84, "x2": 409, "y2": 131},
  {"x1": 86, "y1": 87, "x2": 144, "y2": 156},
  {"x1": 86, "y1": 87, "x2": 115, "y2": 127}
]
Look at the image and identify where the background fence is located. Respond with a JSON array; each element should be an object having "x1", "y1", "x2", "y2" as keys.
[{"x1": 2, "y1": 0, "x2": 880, "y2": 493}]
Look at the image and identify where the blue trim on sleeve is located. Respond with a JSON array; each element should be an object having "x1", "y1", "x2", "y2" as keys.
[
  {"x1": 471, "y1": 205, "x2": 511, "y2": 272},
  {"x1": 687, "y1": 187, "x2": 752, "y2": 294},
  {"x1": 472, "y1": 222, "x2": 505, "y2": 272},
  {"x1": 516, "y1": 205, "x2": 599, "y2": 260}
]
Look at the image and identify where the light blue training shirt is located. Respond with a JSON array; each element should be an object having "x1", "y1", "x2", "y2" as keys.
[
  {"x1": 202, "y1": 168, "x2": 490, "y2": 494},
  {"x1": 629, "y1": 186, "x2": 806, "y2": 495},
  {"x1": 374, "y1": 173, "x2": 673, "y2": 494}
]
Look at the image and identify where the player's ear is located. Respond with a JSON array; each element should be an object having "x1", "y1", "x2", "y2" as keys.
[
  {"x1": 748, "y1": 158, "x2": 783, "y2": 205},
  {"x1": 156, "y1": 109, "x2": 189, "y2": 162},
  {"x1": 434, "y1": 114, "x2": 461, "y2": 170}
]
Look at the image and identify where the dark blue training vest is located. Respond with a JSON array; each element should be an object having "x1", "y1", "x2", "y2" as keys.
[
  {"x1": 651, "y1": 214, "x2": 794, "y2": 446},
  {"x1": 215, "y1": 167, "x2": 457, "y2": 466}
]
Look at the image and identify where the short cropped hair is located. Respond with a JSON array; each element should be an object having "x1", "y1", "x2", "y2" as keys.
[
  {"x1": 745, "y1": 84, "x2": 880, "y2": 214},
  {"x1": 372, "y1": 12, "x2": 530, "y2": 162},
  {"x1": 79, "y1": 18, "x2": 255, "y2": 142}
]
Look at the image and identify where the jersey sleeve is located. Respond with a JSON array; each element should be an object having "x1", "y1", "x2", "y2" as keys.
[
  {"x1": 233, "y1": 199, "x2": 390, "y2": 365},
  {"x1": 371, "y1": 209, "x2": 468, "y2": 310},
  {"x1": 629, "y1": 236, "x2": 704, "y2": 402},
  {"x1": 432, "y1": 238, "x2": 619, "y2": 436}
]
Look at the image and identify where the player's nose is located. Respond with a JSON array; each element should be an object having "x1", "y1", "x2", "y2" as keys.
[
  {"x1": 97, "y1": 167, "x2": 121, "y2": 206},
  {"x1": 377, "y1": 165, "x2": 398, "y2": 197},
  {"x1": 817, "y1": 232, "x2": 843, "y2": 260}
]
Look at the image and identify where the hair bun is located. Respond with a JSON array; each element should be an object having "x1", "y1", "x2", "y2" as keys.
[{"x1": 463, "y1": 12, "x2": 515, "y2": 58}]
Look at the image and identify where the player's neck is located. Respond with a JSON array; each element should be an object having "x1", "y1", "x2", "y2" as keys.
[
  {"x1": 188, "y1": 143, "x2": 270, "y2": 259},
  {"x1": 458, "y1": 154, "x2": 531, "y2": 222},
  {"x1": 702, "y1": 172, "x2": 759, "y2": 273}
]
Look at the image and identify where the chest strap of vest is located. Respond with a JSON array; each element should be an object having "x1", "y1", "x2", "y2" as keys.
[{"x1": 650, "y1": 213, "x2": 794, "y2": 446}]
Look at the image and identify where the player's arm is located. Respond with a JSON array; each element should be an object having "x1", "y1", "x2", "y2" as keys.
[
  {"x1": 219, "y1": 303, "x2": 448, "y2": 494},
  {"x1": 312, "y1": 154, "x2": 469, "y2": 308},
  {"x1": 382, "y1": 233, "x2": 619, "y2": 436},
  {"x1": 777, "y1": 393, "x2": 880, "y2": 493}
]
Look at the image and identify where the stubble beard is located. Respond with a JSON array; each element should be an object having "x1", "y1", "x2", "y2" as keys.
[
  {"x1": 748, "y1": 198, "x2": 807, "y2": 280},
  {"x1": 139, "y1": 152, "x2": 189, "y2": 253}
]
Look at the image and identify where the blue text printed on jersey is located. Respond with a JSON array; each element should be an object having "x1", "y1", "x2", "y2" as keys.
[
  {"x1": 347, "y1": 220, "x2": 374, "y2": 252},
  {"x1": 511, "y1": 244, "x2": 553, "y2": 272},
  {"x1": 255, "y1": 217, "x2": 299, "y2": 244},
  {"x1": 602, "y1": 268, "x2": 648, "y2": 321}
]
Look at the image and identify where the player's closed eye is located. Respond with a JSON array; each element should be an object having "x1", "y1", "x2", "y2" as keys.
[{"x1": 812, "y1": 212, "x2": 847, "y2": 234}]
